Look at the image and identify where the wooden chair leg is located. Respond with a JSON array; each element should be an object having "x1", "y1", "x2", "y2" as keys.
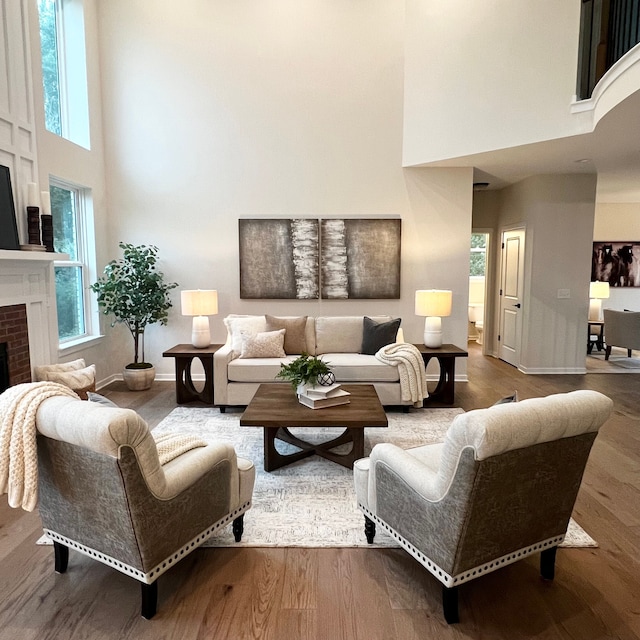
[
  {"x1": 141, "y1": 581, "x2": 158, "y2": 619},
  {"x1": 442, "y1": 585, "x2": 460, "y2": 624},
  {"x1": 233, "y1": 514, "x2": 245, "y2": 542},
  {"x1": 605, "y1": 346, "x2": 612, "y2": 360},
  {"x1": 53, "y1": 541, "x2": 69, "y2": 574},
  {"x1": 364, "y1": 516, "x2": 376, "y2": 543},
  {"x1": 540, "y1": 546, "x2": 557, "y2": 580},
  {"x1": 628, "y1": 349, "x2": 632, "y2": 357}
]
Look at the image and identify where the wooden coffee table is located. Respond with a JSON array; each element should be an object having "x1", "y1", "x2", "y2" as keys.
[{"x1": 240, "y1": 384, "x2": 388, "y2": 471}]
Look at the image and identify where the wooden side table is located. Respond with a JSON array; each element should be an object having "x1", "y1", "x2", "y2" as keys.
[
  {"x1": 413, "y1": 343, "x2": 468, "y2": 406},
  {"x1": 162, "y1": 344, "x2": 223, "y2": 404},
  {"x1": 588, "y1": 321, "x2": 605, "y2": 354}
]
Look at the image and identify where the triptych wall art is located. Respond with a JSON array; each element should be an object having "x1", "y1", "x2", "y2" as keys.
[{"x1": 239, "y1": 218, "x2": 401, "y2": 299}]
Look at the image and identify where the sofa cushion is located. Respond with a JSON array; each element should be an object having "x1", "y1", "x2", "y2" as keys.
[
  {"x1": 224, "y1": 315, "x2": 268, "y2": 356},
  {"x1": 361, "y1": 316, "x2": 401, "y2": 355},
  {"x1": 38, "y1": 364, "x2": 96, "y2": 399},
  {"x1": 265, "y1": 315, "x2": 308, "y2": 354},
  {"x1": 315, "y1": 316, "x2": 391, "y2": 354},
  {"x1": 239, "y1": 329, "x2": 286, "y2": 359},
  {"x1": 321, "y1": 353, "x2": 400, "y2": 382},
  {"x1": 228, "y1": 356, "x2": 298, "y2": 383}
]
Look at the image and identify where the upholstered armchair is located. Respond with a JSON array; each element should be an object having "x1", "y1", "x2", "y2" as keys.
[
  {"x1": 603, "y1": 308, "x2": 640, "y2": 359},
  {"x1": 354, "y1": 390, "x2": 612, "y2": 623},
  {"x1": 35, "y1": 395, "x2": 255, "y2": 619}
]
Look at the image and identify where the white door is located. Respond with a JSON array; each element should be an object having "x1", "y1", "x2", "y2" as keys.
[{"x1": 499, "y1": 228, "x2": 525, "y2": 367}]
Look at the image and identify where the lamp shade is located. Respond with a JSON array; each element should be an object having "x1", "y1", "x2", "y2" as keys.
[
  {"x1": 181, "y1": 290, "x2": 218, "y2": 316},
  {"x1": 589, "y1": 281, "x2": 610, "y2": 299},
  {"x1": 415, "y1": 290, "x2": 453, "y2": 317}
]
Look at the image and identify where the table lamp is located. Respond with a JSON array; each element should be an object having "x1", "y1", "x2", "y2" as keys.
[
  {"x1": 589, "y1": 281, "x2": 609, "y2": 321},
  {"x1": 415, "y1": 289, "x2": 453, "y2": 348},
  {"x1": 181, "y1": 289, "x2": 218, "y2": 348}
]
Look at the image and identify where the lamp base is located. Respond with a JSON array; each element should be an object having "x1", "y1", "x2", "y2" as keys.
[
  {"x1": 191, "y1": 316, "x2": 211, "y2": 348},
  {"x1": 588, "y1": 299, "x2": 603, "y2": 322},
  {"x1": 423, "y1": 316, "x2": 443, "y2": 348}
]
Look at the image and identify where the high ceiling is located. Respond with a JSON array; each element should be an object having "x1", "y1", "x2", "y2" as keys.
[{"x1": 421, "y1": 88, "x2": 640, "y2": 204}]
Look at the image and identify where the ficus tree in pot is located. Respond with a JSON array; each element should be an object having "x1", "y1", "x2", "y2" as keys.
[{"x1": 91, "y1": 242, "x2": 178, "y2": 389}]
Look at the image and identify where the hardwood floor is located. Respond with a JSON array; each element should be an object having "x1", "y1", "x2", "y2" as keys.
[{"x1": 1, "y1": 343, "x2": 639, "y2": 639}]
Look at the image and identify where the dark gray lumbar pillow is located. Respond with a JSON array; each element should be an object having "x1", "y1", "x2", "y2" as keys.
[{"x1": 361, "y1": 316, "x2": 402, "y2": 355}]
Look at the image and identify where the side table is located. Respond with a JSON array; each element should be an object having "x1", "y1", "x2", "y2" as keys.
[
  {"x1": 587, "y1": 321, "x2": 605, "y2": 354},
  {"x1": 413, "y1": 343, "x2": 468, "y2": 406},
  {"x1": 162, "y1": 344, "x2": 223, "y2": 404}
]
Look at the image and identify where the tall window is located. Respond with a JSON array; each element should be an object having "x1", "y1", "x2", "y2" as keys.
[
  {"x1": 51, "y1": 181, "x2": 95, "y2": 344},
  {"x1": 38, "y1": 0, "x2": 90, "y2": 148}
]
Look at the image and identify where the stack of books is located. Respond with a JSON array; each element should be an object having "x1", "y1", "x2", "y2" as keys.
[{"x1": 298, "y1": 382, "x2": 351, "y2": 409}]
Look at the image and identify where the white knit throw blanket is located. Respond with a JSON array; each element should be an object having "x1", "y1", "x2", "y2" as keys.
[
  {"x1": 0, "y1": 382, "x2": 79, "y2": 511},
  {"x1": 375, "y1": 343, "x2": 428, "y2": 407}
]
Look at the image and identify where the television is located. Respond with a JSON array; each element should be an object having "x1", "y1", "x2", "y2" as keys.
[{"x1": 0, "y1": 164, "x2": 20, "y2": 251}]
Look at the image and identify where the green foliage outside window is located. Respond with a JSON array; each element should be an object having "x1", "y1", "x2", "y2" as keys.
[
  {"x1": 470, "y1": 233, "x2": 487, "y2": 277},
  {"x1": 38, "y1": 0, "x2": 62, "y2": 136}
]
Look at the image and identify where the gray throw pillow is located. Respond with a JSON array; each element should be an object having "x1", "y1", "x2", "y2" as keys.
[
  {"x1": 492, "y1": 391, "x2": 519, "y2": 405},
  {"x1": 87, "y1": 391, "x2": 119, "y2": 407},
  {"x1": 361, "y1": 316, "x2": 401, "y2": 355}
]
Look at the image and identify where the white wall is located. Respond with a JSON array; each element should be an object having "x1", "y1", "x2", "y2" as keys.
[
  {"x1": 403, "y1": 0, "x2": 584, "y2": 166},
  {"x1": 593, "y1": 202, "x2": 640, "y2": 312},
  {"x1": 92, "y1": 0, "x2": 474, "y2": 381},
  {"x1": 496, "y1": 175, "x2": 597, "y2": 373}
]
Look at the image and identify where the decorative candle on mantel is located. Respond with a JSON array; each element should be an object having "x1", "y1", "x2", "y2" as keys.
[
  {"x1": 40, "y1": 191, "x2": 51, "y2": 216},
  {"x1": 26, "y1": 182, "x2": 39, "y2": 207}
]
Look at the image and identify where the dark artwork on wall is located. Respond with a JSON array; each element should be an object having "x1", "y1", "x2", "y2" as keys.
[
  {"x1": 0, "y1": 165, "x2": 20, "y2": 251},
  {"x1": 239, "y1": 219, "x2": 320, "y2": 299},
  {"x1": 592, "y1": 241, "x2": 640, "y2": 287},
  {"x1": 321, "y1": 219, "x2": 401, "y2": 299}
]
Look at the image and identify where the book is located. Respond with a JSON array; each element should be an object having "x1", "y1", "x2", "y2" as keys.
[
  {"x1": 298, "y1": 389, "x2": 351, "y2": 409},
  {"x1": 303, "y1": 382, "x2": 343, "y2": 399}
]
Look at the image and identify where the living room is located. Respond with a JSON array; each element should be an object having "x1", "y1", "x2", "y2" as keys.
[{"x1": 1, "y1": 1, "x2": 640, "y2": 637}]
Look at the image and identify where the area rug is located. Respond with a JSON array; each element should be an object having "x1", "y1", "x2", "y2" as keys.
[
  {"x1": 37, "y1": 407, "x2": 597, "y2": 549},
  {"x1": 587, "y1": 347, "x2": 640, "y2": 373},
  {"x1": 159, "y1": 407, "x2": 596, "y2": 548}
]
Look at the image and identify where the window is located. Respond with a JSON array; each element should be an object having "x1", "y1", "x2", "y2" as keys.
[
  {"x1": 50, "y1": 181, "x2": 96, "y2": 345},
  {"x1": 38, "y1": 0, "x2": 90, "y2": 148},
  {"x1": 470, "y1": 233, "x2": 488, "y2": 277}
]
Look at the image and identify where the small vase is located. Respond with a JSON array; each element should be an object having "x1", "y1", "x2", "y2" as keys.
[{"x1": 296, "y1": 382, "x2": 308, "y2": 397}]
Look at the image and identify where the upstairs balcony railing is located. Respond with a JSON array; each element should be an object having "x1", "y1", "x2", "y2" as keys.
[{"x1": 578, "y1": 0, "x2": 640, "y2": 100}]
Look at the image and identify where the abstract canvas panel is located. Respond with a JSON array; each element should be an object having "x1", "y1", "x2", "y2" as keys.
[
  {"x1": 239, "y1": 219, "x2": 319, "y2": 299},
  {"x1": 321, "y1": 219, "x2": 401, "y2": 299}
]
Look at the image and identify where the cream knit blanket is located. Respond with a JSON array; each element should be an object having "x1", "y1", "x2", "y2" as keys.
[
  {"x1": 0, "y1": 382, "x2": 79, "y2": 511},
  {"x1": 375, "y1": 343, "x2": 428, "y2": 407}
]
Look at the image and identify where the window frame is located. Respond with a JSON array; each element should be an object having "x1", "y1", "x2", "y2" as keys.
[{"x1": 50, "y1": 178, "x2": 99, "y2": 351}]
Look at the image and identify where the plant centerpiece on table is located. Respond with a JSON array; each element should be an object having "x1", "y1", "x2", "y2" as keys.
[
  {"x1": 276, "y1": 353, "x2": 334, "y2": 394},
  {"x1": 90, "y1": 242, "x2": 178, "y2": 391}
]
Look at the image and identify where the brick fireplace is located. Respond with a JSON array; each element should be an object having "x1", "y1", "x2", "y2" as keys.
[
  {"x1": 0, "y1": 304, "x2": 31, "y2": 392},
  {"x1": 0, "y1": 252, "x2": 60, "y2": 388}
]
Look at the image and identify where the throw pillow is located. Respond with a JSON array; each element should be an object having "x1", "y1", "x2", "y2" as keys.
[
  {"x1": 87, "y1": 391, "x2": 118, "y2": 407},
  {"x1": 223, "y1": 315, "x2": 268, "y2": 356},
  {"x1": 493, "y1": 391, "x2": 519, "y2": 405},
  {"x1": 34, "y1": 358, "x2": 86, "y2": 382},
  {"x1": 361, "y1": 316, "x2": 402, "y2": 355},
  {"x1": 239, "y1": 329, "x2": 286, "y2": 359},
  {"x1": 265, "y1": 315, "x2": 308, "y2": 354},
  {"x1": 41, "y1": 364, "x2": 97, "y2": 399}
]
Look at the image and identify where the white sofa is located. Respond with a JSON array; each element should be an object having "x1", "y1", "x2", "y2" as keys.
[{"x1": 214, "y1": 315, "x2": 412, "y2": 409}]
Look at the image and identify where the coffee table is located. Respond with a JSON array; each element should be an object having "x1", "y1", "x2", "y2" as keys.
[{"x1": 240, "y1": 384, "x2": 388, "y2": 471}]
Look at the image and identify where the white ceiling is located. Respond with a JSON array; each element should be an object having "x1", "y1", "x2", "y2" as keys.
[{"x1": 418, "y1": 89, "x2": 640, "y2": 203}]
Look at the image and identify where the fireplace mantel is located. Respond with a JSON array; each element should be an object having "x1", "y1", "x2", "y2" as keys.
[{"x1": 0, "y1": 249, "x2": 69, "y2": 262}]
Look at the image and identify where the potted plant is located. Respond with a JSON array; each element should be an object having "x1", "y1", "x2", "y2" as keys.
[
  {"x1": 91, "y1": 242, "x2": 178, "y2": 390},
  {"x1": 275, "y1": 353, "x2": 334, "y2": 394}
]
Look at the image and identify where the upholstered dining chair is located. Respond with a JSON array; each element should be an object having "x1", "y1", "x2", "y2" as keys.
[
  {"x1": 353, "y1": 390, "x2": 612, "y2": 623},
  {"x1": 35, "y1": 395, "x2": 255, "y2": 619},
  {"x1": 603, "y1": 308, "x2": 640, "y2": 359}
]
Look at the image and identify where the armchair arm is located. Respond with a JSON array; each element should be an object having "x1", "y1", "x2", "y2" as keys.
[{"x1": 368, "y1": 442, "x2": 443, "y2": 514}]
